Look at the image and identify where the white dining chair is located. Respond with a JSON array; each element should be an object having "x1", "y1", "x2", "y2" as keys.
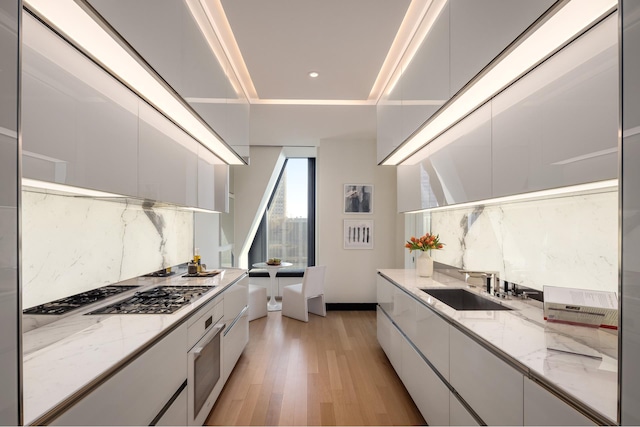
[{"x1": 281, "y1": 265, "x2": 327, "y2": 322}]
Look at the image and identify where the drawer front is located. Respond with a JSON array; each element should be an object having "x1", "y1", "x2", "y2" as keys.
[
  {"x1": 376, "y1": 274, "x2": 395, "y2": 315},
  {"x1": 187, "y1": 298, "x2": 223, "y2": 350},
  {"x1": 414, "y1": 301, "x2": 450, "y2": 380},
  {"x1": 51, "y1": 323, "x2": 187, "y2": 426},
  {"x1": 223, "y1": 314, "x2": 249, "y2": 382},
  {"x1": 402, "y1": 338, "x2": 450, "y2": 426},
  {"x1": 523, "y1": 378, "x2": 595, "y2": 426},
  {"x1": 450, "y1": 327, "x2": 524, "y2": 426},
  {"x1": 224, "y1": 276, "x2": 248, "y2": 323}
]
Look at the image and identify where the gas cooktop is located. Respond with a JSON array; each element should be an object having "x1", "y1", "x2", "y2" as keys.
[
  {"x1": 86, "y1": 285, "x2": 214, "y2": 315},
  {"x1": 23, "y1": 285, "x2": 139, "y2": 315}
]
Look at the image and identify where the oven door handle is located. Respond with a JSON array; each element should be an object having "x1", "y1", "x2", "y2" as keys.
[{"x1": 192, "y1": 322, "x2": 225, "y2": 360}]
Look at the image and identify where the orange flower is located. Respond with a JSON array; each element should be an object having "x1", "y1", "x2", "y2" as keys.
[{"x1": 405, "y1": 233, "x2": 445, "y2": 252}]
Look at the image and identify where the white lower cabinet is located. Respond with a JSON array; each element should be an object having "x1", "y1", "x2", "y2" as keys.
[
  {"x1": 51, "y1": 323, "x2": 188, "y2": 426},
  {"x1": 156, "y1": 386, "x2": 188, "y2": 426},
  {"x1": 376, "y1": 307, "x2": 402, "y2": 375},
  {"x1": 449, "y1": 392, "x2": 480, "y2": 426},
  {"x1": 401, "y1": 338, "x2": 450, "y2": 426},
  {"x1": 224, "y1": 314, "x2": 249, "y2": 383},
  {"x1": 377, "y1": 274, "x2": 600, "y2": 427},
  {"x1": 523, "y1": 377, "x2": 596, "y2": 426},
  {"x1": 376, "y1": 306, "x2": 391, "y2": 356},
  {"x1": 414, "y1": 299, "x2": 450, "y2": 380},
  {"x1": 450, "y1": 327, "x2": 524, "y2": 426}
]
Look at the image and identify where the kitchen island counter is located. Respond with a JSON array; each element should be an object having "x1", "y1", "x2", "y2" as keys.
[
  {"x1": 22, "y1": 268, "x2": 247, "y2": 426},
  {"x1": 378, "y1": 269, "x2": 618, "y2": 425}
]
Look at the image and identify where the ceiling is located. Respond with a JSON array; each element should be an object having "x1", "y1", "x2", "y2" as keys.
[{"x1": 214, "y1": 0, "x2": 413, "y2": 147}]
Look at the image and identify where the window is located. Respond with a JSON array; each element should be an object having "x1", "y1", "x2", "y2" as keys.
[{"x1": 249, "y1": 158, "x2": 315, "y2": 269}]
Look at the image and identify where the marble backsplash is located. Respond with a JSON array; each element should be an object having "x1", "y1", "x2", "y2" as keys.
[
  {"x1": 22, "y1": 191, "x2": 194, "y2": 309},
  {"x1": 430, "y1": 189, "x2": 618, "y2": 293}
]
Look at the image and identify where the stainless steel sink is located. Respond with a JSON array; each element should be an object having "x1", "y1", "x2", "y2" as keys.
[{"x1": 420, "y1": 288, "x2": 512, "y2": 311}]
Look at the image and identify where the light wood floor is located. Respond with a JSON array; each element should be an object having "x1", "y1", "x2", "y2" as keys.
[{"x1": 206, "y1": 310, "x2": 425, "y2": 426}]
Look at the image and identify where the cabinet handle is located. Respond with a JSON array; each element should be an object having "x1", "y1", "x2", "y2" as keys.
[{"x1": 192, "y1": 323, "x2": 225, "y2": 359}]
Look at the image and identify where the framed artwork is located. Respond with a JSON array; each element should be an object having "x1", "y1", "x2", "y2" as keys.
[
  {"x1": 343, "y1": 184, "x2": 373, "y2": 214},
  {"x1": 344, "y1": 219, "x2": 374, "y2": 249}
]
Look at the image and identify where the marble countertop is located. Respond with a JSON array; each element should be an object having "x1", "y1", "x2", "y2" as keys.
[
  {"x1": 22, "y1": 268, "x2": 247, "y2": 426},
  {"x1": 378, "y1": 269, "x2": 618, "y2": 424}
]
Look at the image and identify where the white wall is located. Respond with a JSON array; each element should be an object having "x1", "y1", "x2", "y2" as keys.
[{"x1": 318, "y1": 138, "x2": 400, "y2": 303}]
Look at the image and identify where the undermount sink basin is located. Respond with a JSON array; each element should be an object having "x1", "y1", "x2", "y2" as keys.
[{"x1": 420, "y1": 288, "x2": 512, "y2": 311}]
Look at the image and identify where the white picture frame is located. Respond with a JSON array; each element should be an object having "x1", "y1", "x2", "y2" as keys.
[
  {"x1": 344, "y1": 219, "x2": 374, "y2": 249},
  {"x1": 344, "y1": 184, "x2": 373, "y2": 214}
]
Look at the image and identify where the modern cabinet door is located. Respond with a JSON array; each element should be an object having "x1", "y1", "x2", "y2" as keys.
[
  {"x1": 376, "y1": 274, "x2": 395, "y2": 316},
  {"x1": 449, "y1": 0, "x2": 555, "y2": 95},
  {"x1": 491, "y1": 14, "x2": 618, "y2": 197},
  {"x1": 415, "y1": 102, "x2": 493, "y2": 207},
  {"x1": 414, "y1": 301, "x2": 450, "y2": 380},
  {"x1": 377, "y1": 307, "x2": 402, "y2": 376},
  {"x1": 449, "y1": 327, "x2": 523, "y2": 426},
  {"x1": 376, "y1": 306, "x2": 392, "y2": 356},
  {"x1": 401, "y1": 338, "x2": 450, "y2": 426},
  {"x1": 51, "y1": 324, "x2": 188, "y2": 426},
  {"x1": 22, "y1": 14, "x2": 139, "y2": 196},
  {"x1": 393, "y1": 287, "x2": 417, "y2": 341},
  {"x1": 156, "y1": 386, "x2": 188, "y2": 427},
  {"x1": 198, "y1": 146, "x2": 222, "y2": 211},
  {"x1": 376, "y1": 65, "x2": 404, "y2": 164},
  {"x1": 400, "y1": 1, "x2": 450, "y2": 137},
  {"x1": 523, "y1": 378, "x2": 595, "y2": 426},
  {"x1": 138, "y1": 103, "x2": 198, "y2": 207},
  {"x1": 449, "y1": 392, "x2": 480, "y2": 426}
]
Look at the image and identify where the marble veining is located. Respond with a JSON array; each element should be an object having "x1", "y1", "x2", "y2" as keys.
[
  {"x1": 379, "y1": 269, "x2": 618, "y2": 423},
  {"x1": 22, "y1": 191, "x2": 194, "y2": 309},
  {"x1": 430, "y1": 190, "x2": 617, "y2": 293},
  {"x1": 22, "y1": 268, "x2": 245, "y2": 425}
]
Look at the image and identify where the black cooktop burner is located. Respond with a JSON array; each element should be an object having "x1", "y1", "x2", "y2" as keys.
[
  {"x1": 86, "y1": 285, "x2": 213, "y2": 315},
  {"x1": 23, "y1": 285, "x2": 139, "y2": 315}
]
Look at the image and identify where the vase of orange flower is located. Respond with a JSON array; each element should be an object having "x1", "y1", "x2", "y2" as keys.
[{"x1": 405, "y1": 233, "x2": 444, "y2": 277}]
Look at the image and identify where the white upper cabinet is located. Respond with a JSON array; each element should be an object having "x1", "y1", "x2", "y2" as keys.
[
  {"x1": 449, "y1": 0, "x2": 555, "y2": 95},
  {"x1": 394, "y1": 8, "x2": 618, "y2": 210},
  {"x1": 492, "y1": 14, "x2": 618, "y2": 197},
  {"x1": 198, "y1": 146, "x2": 230, "y2": 212},
  {"x1": 377, "y1": 66, "x2": 404, "y2": 163},
  {"x1": 397, "y1": 103, "x2": 492, "y2": 211},
  {"x1": 22, "y1": 13, "x2": 139, "y2": 197},
  {"x1": 88, "y1": 0, "x2": 249, "y2": 154},
  {"x1": 400, "y1": 1, "x2": 450, "y2": 139},
  {"x1": 138, "y1": 103, "x2": 198, "y2": 207},
  {"x1": 377, "y1": 0, "x2": 554, "y2": 164}
]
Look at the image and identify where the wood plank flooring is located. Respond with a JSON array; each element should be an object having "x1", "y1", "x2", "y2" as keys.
[{"x1": 206, "y1": 310, "x2": 425, "y2": 426}]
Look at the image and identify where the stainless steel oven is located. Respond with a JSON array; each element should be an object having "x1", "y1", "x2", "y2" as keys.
[{"x1": 187, "y1": 307, "x2": 225, "y2": 425}]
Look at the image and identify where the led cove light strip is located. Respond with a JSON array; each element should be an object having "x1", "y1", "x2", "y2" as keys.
[
  {"x1": 407, "y1": 179, "x2": 618, "y2": 214},
  {"x1": 382, "y1": 0, "x2": 616, "y2": 165},
  {"x1": 22, "y1": 178, "x2": 127, "y2": 198},
  {"x1": 24, "y1": 0, "x2": 244, "y2": 165}
]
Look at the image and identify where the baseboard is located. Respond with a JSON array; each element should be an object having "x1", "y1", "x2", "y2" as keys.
[{"x1": 325, "y1": 303, "x2": 376, "y2": 311}]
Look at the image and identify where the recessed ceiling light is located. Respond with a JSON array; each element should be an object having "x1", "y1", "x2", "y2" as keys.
[{"x1": 308, "y1": 71, "x2": 319, "y2": 78}]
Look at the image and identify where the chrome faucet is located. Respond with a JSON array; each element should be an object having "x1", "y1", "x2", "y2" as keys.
[{"x1": 458, "y1": 270, "x2": 500, "y2": 296}]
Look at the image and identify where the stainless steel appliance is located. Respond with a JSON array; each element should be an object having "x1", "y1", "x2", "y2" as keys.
[
  {"x1": 23, "y1": 285, "x2": 138, "y2": 315},
  {"x1": 86, "y1": 285, "x2": 213, "y2": 315},
  {"x1": 187, "y1": 298, "x2": 225, "y2": 425}
]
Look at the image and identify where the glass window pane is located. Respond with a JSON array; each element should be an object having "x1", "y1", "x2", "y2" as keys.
[{"x1": 267, "y1": 159, "x2": 308, "y2": 268}]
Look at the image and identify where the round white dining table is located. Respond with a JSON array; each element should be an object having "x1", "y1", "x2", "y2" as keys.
[{"x1": 252, "y1": 262, "x2": 293, "y2": 311}]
